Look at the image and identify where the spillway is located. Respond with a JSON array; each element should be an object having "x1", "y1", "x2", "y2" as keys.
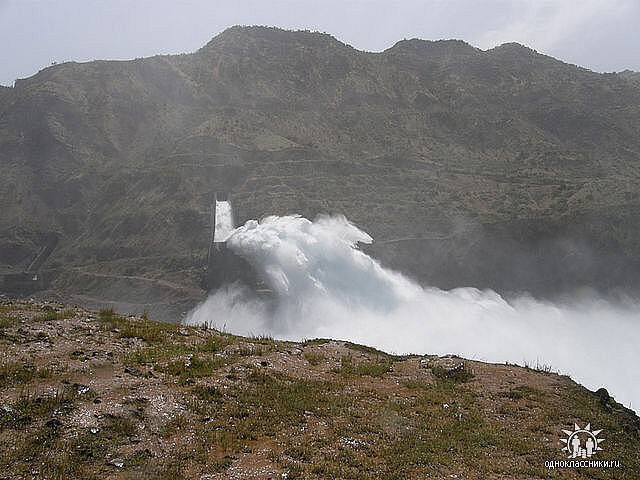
[
  {"x1": 213, "y1": 200, "x2": 234, "y2": 243},
  {"x1": 202, "y1": 193, "x2": 266, "y2": 292}
]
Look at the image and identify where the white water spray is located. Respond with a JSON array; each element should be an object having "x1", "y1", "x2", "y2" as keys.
[
  {"x1": 213, "y1": 200, "x2": 234, "y2": 243},
  {"x1": 187, "y1": 214, "x2": 640, "y2": 409}
]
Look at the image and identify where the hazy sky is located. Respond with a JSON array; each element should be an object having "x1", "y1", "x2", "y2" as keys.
[{"x1": 1, "y1": 0, "x2": 639, "y2": 86}]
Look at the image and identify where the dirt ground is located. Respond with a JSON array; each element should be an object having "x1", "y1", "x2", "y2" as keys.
[{"x1": 1, "y1": 298, "x2": 638, "y2": 479}]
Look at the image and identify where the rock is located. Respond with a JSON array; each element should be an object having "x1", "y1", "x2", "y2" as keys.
[
  {"x1": 45, "y1": 418, "x2": 62, "y2": 428},
  {"x1": 124, "y1": 366, "x2": 141, "y2": 376},
  {"x1": 427, "y1": 356, "x2": 473, "y2": 382},
  {"x1": 75, "y1": 384, "x2": 90, "y2": 395},
  {"x1": 595, "y1": 387, "x2": 640, "y2": 435},
  {"x1": 108, "y1": 457, "x2": 125, "y2": 468},
  {"x1": 596, "y1": 388, "x2": 611, "y2": 407}
]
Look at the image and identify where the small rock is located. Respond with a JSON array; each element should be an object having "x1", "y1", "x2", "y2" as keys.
[
  {"x1": 129, "y1": 436, "x2": 142, "y2": 444},
  {"x1": 108, "y1": 457, "x2": 125, "y2": 468},
  {"x1": 177, "y1": 329, "x2": 190, "y2": 336},
  {"x1": 90, "y1": 427, "x2": 100, "y2": 434},
  {"x1": 45, "y1": 418, "x2": 62, "y2": 428},
  {"x1": 75, "y1": 384, "x2": 90, "y2": 395},
  {"x1": 124, "y1": 366, "x2": 141, "y2": 376}
]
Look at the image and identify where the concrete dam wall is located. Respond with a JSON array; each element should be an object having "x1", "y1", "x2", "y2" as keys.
[{"x1": 202, "y1": 193, "x2": 262, "y2": 291}]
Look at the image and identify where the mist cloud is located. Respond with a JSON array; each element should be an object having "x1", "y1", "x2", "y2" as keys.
[{"x1": 186, "y1": 214, "x2": 640, "y2": 410}]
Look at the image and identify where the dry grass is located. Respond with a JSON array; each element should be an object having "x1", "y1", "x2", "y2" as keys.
[{"x1": 0, "y1": 300, "x2": 638, "y2": 479}]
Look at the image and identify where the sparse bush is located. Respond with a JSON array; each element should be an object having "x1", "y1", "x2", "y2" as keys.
[
  {"x1": 0, "y1": 313, "x2": 20, "y2": 329},
  {"x1": 158, "y1": 355, "x2": 229, "y2": 382},
  {"x1": 1, "y1": 388, "x2": 74, "y2": 431},
  {"x1": 430, "y1": 363, "x2": 474, "y2": 383},
  {"x1": 0, "y1": 362, "x2": 52, "y2": 388},
  {"x1": 335, "y1": 355, "x2": 392, "y2": 377},
  {"x1": 31, "y1": 306, "x2": 74, "y2": 322},
  {"x1": 303, "y1": 351, "x2": 325, "y2": 366}
]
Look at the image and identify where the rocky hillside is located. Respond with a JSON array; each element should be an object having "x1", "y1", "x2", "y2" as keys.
[
  {"x1": 1, "y1": 26, "x2": 640, "y2": 313},
  {"x1": 1, "y1": 299, "x2": 639, "y2": 479}
]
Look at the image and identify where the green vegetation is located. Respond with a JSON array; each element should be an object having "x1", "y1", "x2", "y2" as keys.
[
  {"x1": 382, "y1": 387, "x2": 494, "y2": 476},
  {"x1": 0, "y1": 312, "x2": 19, "y2": 329},
  {"x1": 2, "y1": 300, "x2": 640, "y2": 479},
  {"x1": 430, "y1": 362, "x2": 475, "y2": 383},
  {"x1": 32, "y1": 306, "x2": 75, "y2": 322},
  {"x1": 334, "y1": 354, "x2": 393, "y2": 377},
  {"x1": 0, "y1": 362, "x2": 52, "y2": 388},
  {"x1": 98, "y1": 308, "x2": 179, "y2": 343},
  {"x1": 1, "y1": 388, "x2": 74, "y2": 431},
  {"x1": 344, "y1": 341, "x2": 393, "y2": 358},
  {"x1": 303, "y1": 351, "x2": 325, "y2": 366},
  {"x1": 157, "y1": 354, "x2": 231, "y2": 383}
]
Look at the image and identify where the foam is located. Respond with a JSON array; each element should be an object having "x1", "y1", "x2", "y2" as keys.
[{"x1": 187, "y1": 214, "x2": 640, "y2": 410}]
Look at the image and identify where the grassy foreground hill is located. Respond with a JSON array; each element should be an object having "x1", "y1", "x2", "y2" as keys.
[
  {"x1": 1, "y1": 26, "x2": 640, "y2": 315},
  {"x1": 1, "y1": 299, "x2": 639, "y2": 479}
]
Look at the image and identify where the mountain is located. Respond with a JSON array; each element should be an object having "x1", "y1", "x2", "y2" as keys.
[
  {"x1": 1, "y1": 26, "x2": 640, "y2": 316},
  {"x1": 619, "y1": 69, "x2": 640, "y2": 83},
  {"x1": 1, "y1": 299, "x2": 638, "y2": 478}
]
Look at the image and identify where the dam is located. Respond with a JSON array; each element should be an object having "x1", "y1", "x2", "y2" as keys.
[{"x1": 202, "y1": 193, "x2": 265, "y2": 291}]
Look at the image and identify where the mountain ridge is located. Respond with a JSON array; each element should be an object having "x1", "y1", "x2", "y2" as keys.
[{"x1": 1, "y1": 26, "x2": 640, "y2": 316}]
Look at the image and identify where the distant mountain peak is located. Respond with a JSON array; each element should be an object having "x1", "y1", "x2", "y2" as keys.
[
  {"x1": 200, "y1": 25, "x2": 351, "y2": 54},
  {"x1": 490, "y1": 42, "x2": 536, "y2": 52},
  {"x1": 485, "y1": 42, "x2": 570, "y2": 67},
  {"x1": 386, "y1": 38, "x2": 479, "y2": 57},
  {"x1": 618, "y1": 69, "x2": 640, "y2": 81}
]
